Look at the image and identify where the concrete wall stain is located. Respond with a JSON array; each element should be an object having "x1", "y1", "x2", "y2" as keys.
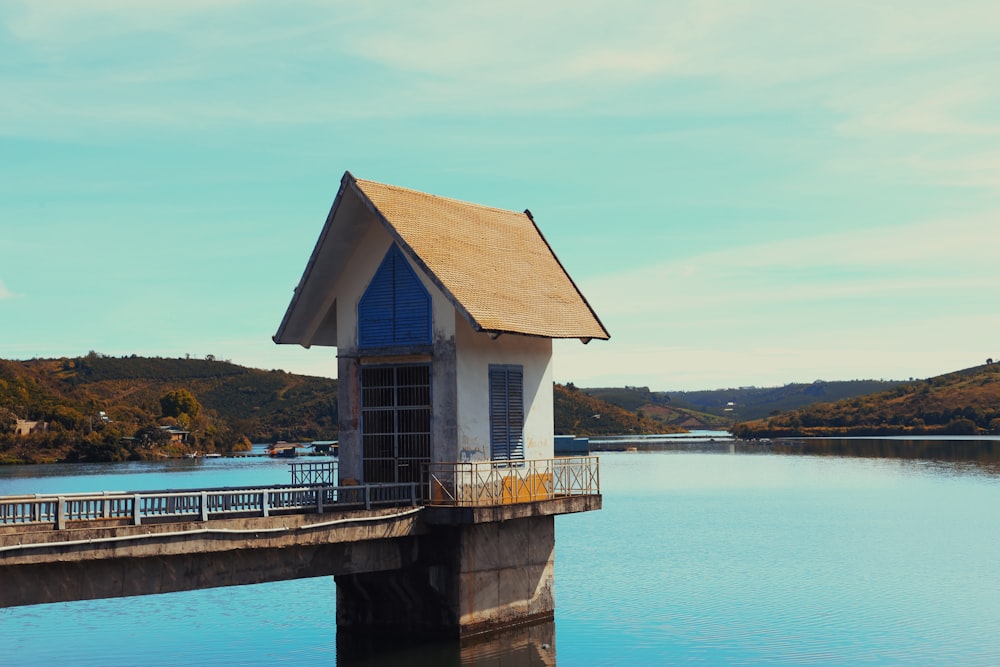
[{"x1": 459, "y1": 448, "x2": 487, "y2": 463}]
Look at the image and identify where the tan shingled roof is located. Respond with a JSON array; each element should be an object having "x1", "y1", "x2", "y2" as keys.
[{"x1": 351, "y1": 176, "x2": 609, "y2": 341}]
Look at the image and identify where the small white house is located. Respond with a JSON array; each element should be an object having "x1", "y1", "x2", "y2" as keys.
[{"x1": 274, "y1": 172, "x2": 608, "y2": 485}]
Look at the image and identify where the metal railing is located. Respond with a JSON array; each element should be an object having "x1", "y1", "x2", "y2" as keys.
[
  {"x1": 1, "y1": 456, "x2": 600, "y2": 528},
  {"x1": 425, "y1": 456, "x2": 600, "y2": 507},
  {"x1": 289, "y1": 460, "x2": 338, "y2": 485},
  {"x1": 0, "y1": 482, "x2": 419, "y2": 530}
]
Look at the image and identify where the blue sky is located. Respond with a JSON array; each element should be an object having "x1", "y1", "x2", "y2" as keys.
[{"x1": 2, "y1": 1, "x2": 998, "y2": 391}]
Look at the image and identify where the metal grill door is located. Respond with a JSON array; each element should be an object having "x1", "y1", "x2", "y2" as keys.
[{"x1": 360, "y1": 364, "x2": 431, "y2": 484}]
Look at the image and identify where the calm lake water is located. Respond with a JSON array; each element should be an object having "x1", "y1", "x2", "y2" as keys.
[{"x1": 2, "y1": 438, "x2": 999, "y2": 666}]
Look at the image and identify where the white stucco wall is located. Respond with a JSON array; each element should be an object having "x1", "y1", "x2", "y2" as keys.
[{"x1": 454, "y1": 313, "x2": 554, "y2": 463}]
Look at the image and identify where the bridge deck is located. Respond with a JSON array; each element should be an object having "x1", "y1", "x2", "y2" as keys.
[
  {"x1": 0, "y1": 505, "x2": 430, "y2": 607},
  {"x1": 0, "y1": 457, "x2": 601, "y2": 611}
]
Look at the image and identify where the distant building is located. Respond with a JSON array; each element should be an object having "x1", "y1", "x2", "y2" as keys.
[
  {"x1": 159, "y1": 426, "x2": 190, "y2": 444},
  {"x1": 14, "y1": 420, "x2": 48, "y2": 436}
]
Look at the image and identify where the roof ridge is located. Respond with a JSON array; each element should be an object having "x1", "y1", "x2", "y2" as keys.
[{"x1": 352, "y1": 176, "x2": 525, "y2": 218}]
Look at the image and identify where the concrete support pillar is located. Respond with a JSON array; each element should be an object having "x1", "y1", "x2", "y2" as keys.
[
  {"x1": 335, "y1": 515, "x2": 555, "y2": 640},
  {"x1": 453, "y1": 515, "x2": 555, "y2": 635},
  {"x1": 336, "y1": 354, "x2": 362, "y2": 483}
]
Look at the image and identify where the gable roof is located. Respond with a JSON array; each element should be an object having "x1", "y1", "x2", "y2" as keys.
[{"x1": 274, "y1": 172, "x2": 609, "y2": 347}]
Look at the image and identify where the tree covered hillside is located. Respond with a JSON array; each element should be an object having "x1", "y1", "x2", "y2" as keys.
[
  {"x1": 580, "y1": 385, "x2": 729, "y2": 430},
  {"x1": 584, "y1": 380, "x2": 905, "y2": 425},
  {"x1": 555, "y1": 383, "x2": 678, "y2": 436},
  {"x1": 668, "y1": 379, "x2": 905, "y2": 421},
  {"x1": 0, "y1": 353, "x2": 337, "y2": 463},
  {"x1": 732, "y1": 363, "x2": 1000, "y2": 438}
]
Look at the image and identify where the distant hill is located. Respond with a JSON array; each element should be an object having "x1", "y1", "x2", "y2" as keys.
[
  {"x1": 0, "y1": 354, "x2": 338, "y2": 463},
  {"x1": 580, "y1": 381, "x2": 905, "y2": 429},
  {"x1": 731, "y1": 363, "x2": 1000, "y2": 438},
  {"x1": 580, "y1": 385, "x2": 729, "y2": 430},
  {"x1": 554, "y1": 383, "x2": 678, "y2": 436},
  {"x1": 667, "y1": 379, "x2": 906, "y2": 421}
]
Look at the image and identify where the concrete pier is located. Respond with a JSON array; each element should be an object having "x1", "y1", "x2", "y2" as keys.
[{"x1": 336, "y1": 514, "x2": 556, "y2": 639}]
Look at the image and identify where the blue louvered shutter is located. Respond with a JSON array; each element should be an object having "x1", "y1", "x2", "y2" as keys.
[
  {"x1": 358, "y1": 253, "x2": 395, "y2": 347},
  {"x1": 358, "y1": 245, "x2": 431, "y2": 349},
  {"x1": 489, "y1": 365, "x2": 524, "y2": 462}
]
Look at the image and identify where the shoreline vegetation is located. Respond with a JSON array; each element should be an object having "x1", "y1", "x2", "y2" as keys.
[
  {"x1": 0, "y1": 353, "x2": 338, "y2": 465},
  {"x1": 731, "y1": 362, "x2": 1000, "y2": 440},
  {"x1": 732, "y1": 424, "x2": 996, "y2": 439},
  {"x1": 3, "y1": 354, "x2": 997, "y2": 465}
]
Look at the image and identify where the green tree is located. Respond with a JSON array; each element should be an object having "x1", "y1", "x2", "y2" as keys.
[
  {"x1": 0, "y1": 407, "x2": 16, "y2": 433},
  {"x1": 160, "y1": 389, "x2": 201, "y2": 419},
  {"x1": 68, "y1": 432, "x2": 131, "y2": 463},
  {"x1": 49, "y1": 405, "x2": 86, "y2": 431},
  {"x1": 944, "y1": 417, "x2": 978, "y2": 435}
]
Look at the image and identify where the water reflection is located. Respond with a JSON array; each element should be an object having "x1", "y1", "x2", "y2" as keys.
[
  {"x1": 769, "y1": 437, "x2": 1000, "y2": 473},
  {"x1": 337, "y1": 621, "x2": 555, "y2": 666},
  {"x1": 591, "y1": 435, "x2": 1000, "y2": 476}
]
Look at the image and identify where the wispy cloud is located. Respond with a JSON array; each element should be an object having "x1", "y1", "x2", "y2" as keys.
[
  {"x1": 585, "y1": 212, "x2": 1000, "y2": 320},
  {"x1": 555, "y1": 212, "x2": 1000, "y2": 388},
  {"x1": 5, "y1": 0, "x2": 997, "y2": 190},
  {"x1": 0, "y1": 280, "x2": 13, "y2": 299}
]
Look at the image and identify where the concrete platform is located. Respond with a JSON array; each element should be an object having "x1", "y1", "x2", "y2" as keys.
[{"x1": 422, "y1": 494, "x2": 602, "y2": 525}]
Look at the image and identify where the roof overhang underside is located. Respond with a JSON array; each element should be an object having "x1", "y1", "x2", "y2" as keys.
[{"x1": 272, "y1": 180, "x2": 372, "y2": 348}]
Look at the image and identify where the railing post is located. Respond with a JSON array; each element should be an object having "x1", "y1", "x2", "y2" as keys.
[
  {"x1": 364, "y1": 485, "x2": 371, "y2": 510},
  {"x1": 594, "y1": 456, "x2": 600, "y2": 495},
  {"x1": 262, "y1": 490, "x2": 270, "y2": 518},
  {"x1": 316, "y1": 487, "x2": 324, "y2": 514},
  {"x1": 201, "y1": 491, "x2": 209, "y2": 521},
  {"x1": 56, "y1": 497, "x2": 66, "y2": 530},
  {"x1": 133, "y1": 494, "x2": 142, "y2": 526}
]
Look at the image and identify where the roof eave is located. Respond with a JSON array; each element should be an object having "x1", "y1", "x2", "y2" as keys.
[
  {"x1": 273, "y1": 172, "x2": 354, "y2": 346},
  {"x1": 522, "y1": 209, "x2": 611, "y2": 341},
  {"x1": 478, "y1": 327, "x2": 610, "y2": 343}
]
